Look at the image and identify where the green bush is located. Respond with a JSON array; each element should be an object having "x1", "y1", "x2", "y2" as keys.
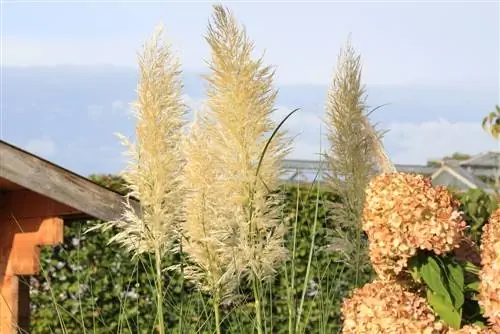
[
  {"x1": 457, "y1": 188, "x2": 498, "y2": 244},
  {"x1": 30, "y1": 176, "x2": 494, "y2": 333}
]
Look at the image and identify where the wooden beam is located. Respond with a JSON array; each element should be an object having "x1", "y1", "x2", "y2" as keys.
[
  {"x1": 9, "y1": 235, "x2": 40, "y2": 276},
  {"x1": 0, "y1": 190, "x2": 80, "y2": 220},
  {"x1": 0, "y1": 275, "x2": 18, "y2": 334},
  {"x1": 0, "y1": 216, "x2": 64, "y2": 333},
  {"x1": 0, "y1": 140, "x2": 140, "y2": 222},
  {"x1": 0, "y1": 217, "x2": 63, "y2": 276}
]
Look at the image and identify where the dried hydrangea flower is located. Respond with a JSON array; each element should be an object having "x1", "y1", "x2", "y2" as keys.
[
  {"x1": 362, "y1": 172, "x2": 466, "y2": 279},
  {"x1": 479, "y1": 208, "x2": 500, "y2": 327},
  {"x1": 341, "y1": 279, "x2": 446, "y2": 334},
  {"x1": 447, "y1": 324, "x2": 496, "y2": 334}
]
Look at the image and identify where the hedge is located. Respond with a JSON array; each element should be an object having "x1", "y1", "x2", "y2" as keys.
[{"x1": 29, "y1": 175, "x2": 495, "y2": 333}]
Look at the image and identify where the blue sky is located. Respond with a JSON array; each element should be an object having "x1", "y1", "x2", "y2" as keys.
[{"x1": 1, "y1": 1, "x2": 499, "y2": 176}]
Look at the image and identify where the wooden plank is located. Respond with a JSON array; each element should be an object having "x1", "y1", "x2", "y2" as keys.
[
  {"x1": 0, "y1": 275, "x2": 18, "y2": 334},
  {"x1": 0, "y1": 217, "x2": 63, "y2": 245},
  {"x1": 0, "y1": 178, "x2": 23, "y2": 191},
  {"x1": 37, "y1": 217, "x2": 64, "y2": 245},
  {"x1": 0, "y1": 190, "x2": 80, "y2": 220},
  {"x1": 0, "y1": 219, "x2": 12, "y2": 278},
  {"x1": 0, "y1": 215, "x2": 64, "y2": 332},
  {"x1": 1, "y1": 217, "x2": 63, "y2": 276},
  {"x1": 9, "y1": 235, "x2": 40, "y2": 276},
  {"x1": 0, "y1": 140, "x2": 140, "y2": 222}
]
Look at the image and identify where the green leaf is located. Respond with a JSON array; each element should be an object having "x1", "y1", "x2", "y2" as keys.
[
  {"x1": 463, "y1": 261, "x2": 481, "y2": 275},
  {"x1": 466, "y1": 281, "x2": 480, "y2": 293},
  {"x1": 445, "y1": 261, "x2": 464, "y2": 310},
  {"x1": 419, "y1": 257, "x2": 452, "y2": 304},
  {"x1": 466, "y1": 203, "x2": 477, "y2": 216},
  {"x1": 426, "y1": 290, "x2": 461, "y2": 329},
  {"x1": 468, "y1": 189, "x2": 482, "y2": 203},
  {"x1": 472, "y1": 321, "x2": 486, "y2": 328}
]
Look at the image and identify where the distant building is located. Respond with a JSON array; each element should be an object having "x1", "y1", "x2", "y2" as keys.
[
  {"x1": 429, "y1": 152, "x2": 499, "y2": 194},
  {"x1": 282, "y1": 152, "x2": 500, "y2": 194}
]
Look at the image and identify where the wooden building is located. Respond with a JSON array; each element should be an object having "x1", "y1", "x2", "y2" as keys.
[{"x1": 0, "y1": 140, "x2": 138, "y2": 333}]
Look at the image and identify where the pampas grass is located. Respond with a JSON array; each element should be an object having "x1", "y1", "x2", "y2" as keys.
[
  {"x1": 325, "y1": 38, "x2": 391, "y2": 288},
  {"x1": 181, "y1": 5, "x2": 292, "y2": 333},
  {"x1": 92, "y1": 24, "x2": 187, "y2": 334},
  {"x1": 102, "y1": 24, "x2": 186, "y2": 258},
  {"x1": 80, "y1": 6, "x2": 394, "y2": 334}
]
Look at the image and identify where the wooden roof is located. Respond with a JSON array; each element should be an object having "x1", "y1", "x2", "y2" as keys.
[{"x1": 0, "y1": 139, "x2": 139, "y2": 222}]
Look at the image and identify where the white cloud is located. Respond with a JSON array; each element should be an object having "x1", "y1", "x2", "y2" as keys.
[
  {"x1": 384, "y1": 119, "x2": 497, "y2": 164},
  {"x1": 25, "y1": 137, "x2": 57, "y2": 158},
  {"x1": 287, "y1": 137, "x2": 325, "y2": 161},
  {"x1": 270, "y1": 111, "x2": 498, "y2": 165},
  {"x1": 3, "y1": 37, "x2": 138, "y2": 67},
  {"x1": 93, "y1": 96, "x2": 497, "y2": 166},
  {"x1": 268, "y1": 106, "x2": 326, "y2": 160},
  {"x1": 273, "y1": 106, "x2": 323, "y2": 132}
]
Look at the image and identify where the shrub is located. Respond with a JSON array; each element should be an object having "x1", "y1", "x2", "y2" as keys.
[
  {"x1": 341, "y1": 173, "x2": 500, "y2": 333},
  {"x1": 31, "y1": 176, "x2": 357, "y2": 333},
  {"x1": 31, "y1": 174, "x2": 498, "y2": 333}
]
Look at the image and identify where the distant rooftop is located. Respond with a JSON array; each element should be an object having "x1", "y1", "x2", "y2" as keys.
[
  {"x1": 282, "y1": 159, "x2": 438, "y2": 176},
  {"x1": 459, "y1": 151, "x2": 500, "y2": 168},
  {"x1": 282, "y1": 153, "x2": 499, "y2": 193}
]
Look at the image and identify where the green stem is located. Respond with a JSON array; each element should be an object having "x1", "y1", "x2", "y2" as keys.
[
  {"x1": 178, "y1": 239, "x2": 184, "y2": 334},
  {"x1": 288, "y1": 185, "x2": 300, "y2": 334},
  {"x1": 295, "y1": 184, "x2": 320, "y2": 333},
  {"x1": 463, "y1": 261, "x2": 481, "y2": 275},
  {"x1": 213, "y1": 291, "x2": 221, "y2": 334},
  {"x1": 253, "y1": 279, "x2": 263, "y2": 334},
  {"x1": 155, "y1": 247, "x2": 165, "y2": 334}
]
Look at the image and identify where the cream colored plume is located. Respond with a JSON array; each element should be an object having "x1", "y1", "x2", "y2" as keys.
[
  {"x1": 181, "y1": 5, "x2": 290, "y2": 298},
  {"x1": 96, "y1": 24, "x2": 187, "y2": 258}
]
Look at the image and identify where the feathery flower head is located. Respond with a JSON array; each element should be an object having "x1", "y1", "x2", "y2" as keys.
[
  {"x1": 182, "y1": 112, "x2": 241, "y2": 298},
  {"x1": 98, "y1": 24, "x2": 186, "y2": 257},
  {"x1": 363, "y1": 172, "x2": 466, "y2": 279},
  {"x1": 341, "y1": 279, "x2": 446, "y2": 334},
  {"x1": 205, "y1": 5, "x2": 291, "y2": 282},
  {"x1": 325, "y1": 38, "x2": 382, "y2": 274},
  {"x1": 181, "y1": 5, "x2": 290, "y2": 299},
  {"x1": 479, "y1": 208, "x2": 500, "y2": 327}
]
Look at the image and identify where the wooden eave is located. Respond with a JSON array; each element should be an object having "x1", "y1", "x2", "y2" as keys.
[
  {"x1": 0, "y1": 139, "x2": 139, "y2": 221},
  {"x1": 0, "y1": 139, "x2": 140, "y2": 333}
]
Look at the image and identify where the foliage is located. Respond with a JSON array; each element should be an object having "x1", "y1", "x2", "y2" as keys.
[
  {"x1": 458, "y1": 188, "x2": 498, "y2": 244},
  {"x1": 30, "y1": 173, "x2": 499, "y2": 333},
  {"x1": 427, "y1": 152, "x2": 473, "y2": 167},
  {"x1": 271, "y1": 185, "x2": 366, "y2": 333},
  {"x1": 482, "y1": 105, "x2": 500, "y2": 139},
  {"x1": 481, "y1": 105, "x2": 500, "y2": 190},
  {"x1": 30, "y1": 176, "x2": 354, "y2": 333},
  {"x1": 342, "y1": 173, "x2": 500, "y2": 333},
  {"x1": 409, "y1": 254, "x2": 467, "y2": 329},
  {"x1": 407, "y1": 250, "x2": 489, "y2": 330}
]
